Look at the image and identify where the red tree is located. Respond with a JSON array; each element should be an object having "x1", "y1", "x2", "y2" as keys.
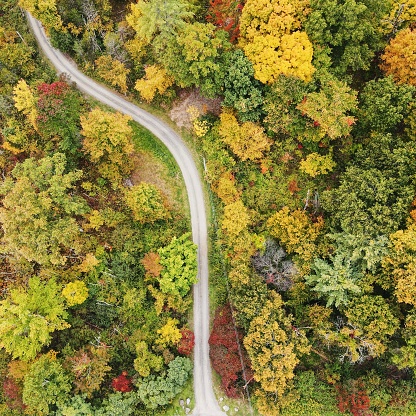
[
  {"x1": 111, "y1": 371, "x2": 133, "y2": 393},
  {"x1": 178, "y1": 328, "x2": 195, "y2": 356},
  {"x1": 3, "y1": 377, "x2": 26, "y2": 411},
  {"x1": 209, "y1": 304, "x2": 253, "y2": 398},
  {"x1": 206, "y1": 0, "x2": 244, "y2": 43},
  {"x1": 336, "y1": 380, "x2": 372, "y2": 416}
]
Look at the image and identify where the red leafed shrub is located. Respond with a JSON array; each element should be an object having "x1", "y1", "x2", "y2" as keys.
[
  {"x1": 3, "y1": 377, "x2": 26, "y2": 411},
  {"x1": 36, "y1": 82, "x2": 69, "y2": 122},
  {"x1": 111, "y1": 371, "x2": 133, "y2": 393},
  {"x1": 209, "y1": 304, "x2": 253, "y2": 398},
  {"x1": 178, "y1": 328, "x2": 195, "y2": 356},
  {"x1": 206, "y1": 0, "x2": 243, "y2": 43},
  {"x1": 336, "y1": 380, "x2": 372, "y2": 416}
]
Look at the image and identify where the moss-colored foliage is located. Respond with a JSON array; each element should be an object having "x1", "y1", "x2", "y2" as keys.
[
  {"x1": 135, "y1": 356, "x2": 192, "y2": 409},
  {"x1": 0, "y1": 153, "x2": 88, "y2": 266},
  {"x1": 22, "y1": 353, "x2": 72, "y2": 415},
  {"x1": 124, "y1": 182, "x2": 170, "y2": 224},
  {"x1": 299, "y1": 152, "x2": 336, "y2": 177}
]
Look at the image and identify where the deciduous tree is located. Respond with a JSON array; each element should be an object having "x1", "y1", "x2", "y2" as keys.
[
  {"x1": 244, "y1": 292, "x2": 310, "y2": 402},
  {"x1": 239, "y1": 0, "x2": 315, "y2": 83},
  {"x1": 267, "y1": 207, "x2": 323, "y2": 261},
  {"x1": 80, "y1": 108, "x2": 134, "y2": 184},
  {"x1": 157, "y1": 233, "x2": 198, "y2": 297},
  {"x1": 22, "y1": 353, "x2": 72, "y2": 415},
  {"x1": 218, "y1": 109, "x2": 271, "y2": 161},
  {"x1": 134, "y1": 65, "x2": 174, "y2": 102},
  {"x1": 124, "y1": 182, "x2": 170, "y2": 224},
  {"x1": 381, "y1": 27, "x2": 416, "y2": 86},
  {"x1": 95, "y1": 55, "x2": 130, "y2": 94},
  {"x1": 0, "y1": 277, "x2": 69, "y2": 361}
]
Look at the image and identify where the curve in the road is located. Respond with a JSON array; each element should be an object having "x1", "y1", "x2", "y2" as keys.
[{"x1": 26, "y1": 12, "x2": 225, "y2": 416}]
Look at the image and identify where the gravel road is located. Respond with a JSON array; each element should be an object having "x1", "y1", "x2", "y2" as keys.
[{"x1": 26, "y1": 12, "x2": 226, "y2": 416}]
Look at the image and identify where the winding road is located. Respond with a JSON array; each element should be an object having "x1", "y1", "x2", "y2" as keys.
[{"x1": 26, "y1": 12, "x2": 225, "y2": 416}]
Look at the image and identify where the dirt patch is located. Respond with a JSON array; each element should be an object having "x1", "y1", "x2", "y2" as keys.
[
  {"x1": 169, "y1": 89, "x2": 222, "y2": 129},
  {"x1": 130, "y1": 152, "x2": 175, "y2": 206}
]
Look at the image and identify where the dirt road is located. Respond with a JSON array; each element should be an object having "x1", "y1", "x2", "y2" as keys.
[{"x1": 26, "y1": 13, "x2": 225, "y2": 416}]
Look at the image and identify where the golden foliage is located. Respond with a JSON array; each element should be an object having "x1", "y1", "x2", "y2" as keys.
[
  {"x1": 135, "y1": 65, "x2": 174, "y2": 102},
  {"x1": 221, "y1": 200, "x2": 250, "y2": 237},
  {"x1": 267, "y1": 207, "x2": 323, "y2": 261},
  {"x1": 95, "y1": 55, "x2": 130, "y2": 94},
  {"x1": 239, "y1": 0, "x2": 314, "y2": 83},
  {"x1": 219, "y1": 109, "x2": 271, "y2": 161},
  {"x1": 13, "y1": 79, "x2": 38, "y2": 129},
  {"x1": 381, "y1": 28, "x2": 416, "y2": 86}
]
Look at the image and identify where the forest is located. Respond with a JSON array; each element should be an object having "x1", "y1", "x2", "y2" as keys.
[{"x1": 0, "y1": 0, "x2": 416, "y2": 414}]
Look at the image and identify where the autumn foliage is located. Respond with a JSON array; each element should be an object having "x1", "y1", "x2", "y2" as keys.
[
  {"x1": 209, "y1": 304, "x2": 253, "y2": 398},
  {"x1": 336, "y1": 380, "x2": 371, "y2": 416},
  {"x1": 206, "y1": 0, "x2": 243, "y2": 42},
  {"x1": 177, "y1": 328, "x2": 195, "y2": 356},
  {"x1": 111, "y1": 371, "x2": 133, "y2": 393}
]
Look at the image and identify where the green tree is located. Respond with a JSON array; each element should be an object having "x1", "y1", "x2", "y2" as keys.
[
  {"x1": 80, "y1": 107, "x2": 134, "y2": 184},
  {"x1": 56, "y1": 395, "x2": 94, "y2": 416},
  {"x1": 357, "y1": 76, "x2": 415, "y2": 135},
  {"x1": 0, "y1": 277, "x2": 69, "y2": 361},
  {"x1": 0, "y1": 153, "x2": 89, "y2": 266},
  {"x1": 134, "y1": 341, "x2": 163, "y2": 377},
  {"x1": 136, "y1": 356, "x2": 192, "y2": 409},
  {"x1": 296, "y1": 77, "x2": 357, "y2": 143},
  {"x1": 306, "y1": 254, "x2": 362, "y2": 307},
  {"x1": 22, "y1": 353, "x2": 72, "y2": 415},
  {"x1": 321, "y1": 166, "x2": 414, "y2": 236},
  {"x1": 95, "y1": 392, "x2": 138, "y2": 416},
  {"x1": 305, "y1": 0, "x2": 390, "y2": 75},
  {"x1": 220, "y1": 49, "x2": 264, "y2": 122},
  {"x1": 160, "y1": 22, "x2": 230, "y2": 97},
  {"x1": 124, "y1": 183, "x2": 170, "y2": 224},
  {"x1": 344, "y1": 295, "x2": 400, "y2": 356},
  {"x1": 126, "y1": 0, "x2": 194, "y2": 44},
  {"x1": 157, "y1": 233, "x2": 198, "y2": 297}
]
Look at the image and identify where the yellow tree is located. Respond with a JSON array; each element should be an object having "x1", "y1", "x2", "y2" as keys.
[
  {"x1": 13, "y1": 79, "x2": 38, "y2": 130},
  {"x1": 221, "y1": 200, "x2": 250, "y2": 237},
  {"x1": 95, "y1": 55, "x2": 130, "y2": 94},
  {"x1": 19, "y1": 0, "x2": 62, "y2": 32},
  {"x1": 267, "y1": 207, "x2": 323, "y2": 261},
  {"x1": 218, "y1": 109, "x2": 272, "y2": 161},
  {"x1": 381, "y1": 28, "x2": 416, "y2": 86},
  {"x1": 244, "y1": 292, "x2": 310, "y2": 413},
  {"x1": 80, "y1": 108, "x2": 134, "y2": 184},
  {"x1": 134, "y1": 65, "x2": 174, "y2": 102},
  {"x1": 299, "y1": 152, "x2": 336, "y2": 177},
  {"x1": 156, "y1": 318, "x2": 182, "y2": 348},
  {"x1": 239, "y1": 0, "x2": 314, "y2": 84}
]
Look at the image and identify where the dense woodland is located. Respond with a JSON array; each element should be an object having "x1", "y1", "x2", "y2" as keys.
[{"x1": 0, "y1": 0, "x2": 416, "y2": 414}]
